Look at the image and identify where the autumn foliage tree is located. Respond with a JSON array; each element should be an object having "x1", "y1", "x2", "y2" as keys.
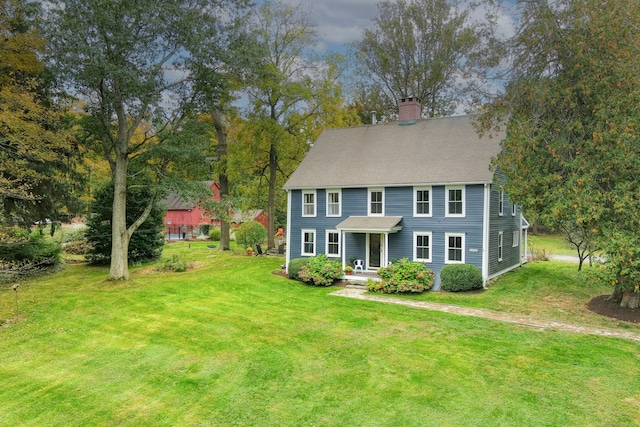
[{"x1": 482, "y1": 0, "x2": 640, "y2": 308}]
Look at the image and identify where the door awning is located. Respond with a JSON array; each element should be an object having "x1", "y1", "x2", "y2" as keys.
[{"x1": 336, "y1": 216, "x2": 403, "y2": 233}]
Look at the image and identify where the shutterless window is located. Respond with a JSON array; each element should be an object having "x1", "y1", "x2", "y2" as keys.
[
  {"x1": 414, "y1": 232, "x2": 431, "y2": 262},
  {"x1": 327, "y1": 190, "x2": 340, "y2": 217},
  {"x1": 447, "y1": 187, "x2": 464, "y2": 216},
  {"x1": 326, "y1": 231, "x2": 340, "y2": 257},
  {"x1": 302, "y1": 229, "x2": 315, "y2": 256},
  {"x1": 498, "y1": 232, "x2": 504, "y2": 262},
  {"x1": 512, "y1": 230, "x2": 519, "y2": 247},
  {"x1": 302, "y1": 191, "x2": 315, "y2": 217},
  {"x1": 446, "y1": 233, "x2": 464, "y2": 263},
  {"x1": 414, "y1": 187, "x2": 431, "y2": 216},
  {"x1": 369, "y1": 189, "x2": 383, "y2": 215},
  {"x1": 499, "y1": 189, "x2": 504, "y2": 216}
]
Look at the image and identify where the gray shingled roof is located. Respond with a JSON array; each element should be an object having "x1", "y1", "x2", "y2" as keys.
[
  {"x1": 283, "y1": 115, "x2": 503, "y2": 190},
  {"x1": 336, "y1": 216, "x2": 403, "y2": 232}
]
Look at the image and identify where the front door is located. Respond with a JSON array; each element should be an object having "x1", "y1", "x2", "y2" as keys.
[{"x1": 368, "y1": 233, "x2": 382, "y2": 269}]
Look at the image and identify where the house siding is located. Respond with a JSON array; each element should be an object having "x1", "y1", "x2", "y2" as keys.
[
  {"x1": 488, "y1": 184, "x2": 523, "y2": 277},
  {"x1": 288, "y1": 184, "x2": 489, "y2": 288}
]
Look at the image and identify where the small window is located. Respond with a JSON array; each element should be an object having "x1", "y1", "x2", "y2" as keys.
[
  {"x1": 326, "y1": 190, "x2": 341, "y2": 217},
  {"x1": 512, "y1": 230, "x2": 519, "y2": 247},
  {"x1": 498, "y1": 231, "x2": 504, "y2": 262},
  {"x1": 326, "y1": 230, "x2": 340, "y2": 257},
  {"x1": 445, "y1": 233, "x2": 465, "y2": 263},
  {"x1": 414, "y1": 232, "x2": 432, "y2": 262},
  {"x1": 301, "y1": 229, "x2": 316, "y2": 256},
  {"x1": 446, "y1": 186, "x2": 465, "y2": 217},
  {"x1": 302, "y1": 190, "x2": 316, "y2": 217},
  {"x1": 499, "y1": 189, "x2": 504, "y2": 216},
  {"x1": 368, "y1": 188, "x2": 384, "y2": 216},
  {"x1": 414, "y1": 187, "x2": 432, "y2": 217},
  {"x1": 511, "y1": 202, "x2": 516, "y2": 216}
]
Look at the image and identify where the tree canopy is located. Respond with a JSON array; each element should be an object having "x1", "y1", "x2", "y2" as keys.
[{"x1": 482, "y1": 0, "x2": 640, "y2": 307}]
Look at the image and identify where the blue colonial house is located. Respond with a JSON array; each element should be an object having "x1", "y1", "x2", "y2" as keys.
[{"x1": 283, "y1": 98, "x2": 528, "y2": 288}]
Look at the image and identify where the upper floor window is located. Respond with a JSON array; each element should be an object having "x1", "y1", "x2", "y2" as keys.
[
  {"x1": 326, "y1": 230, "x2": 340, "y2": 257},
  {"x1": 499, "y1": 189, "x2": 504, "y2": 216},
  {"x1": 445, "y1": 232, "x2": 465, "y2": 263},
  {"x1": 302, "y1": 190, "x2": 316, "y2": 217},
  {"x1": 511, "y1": 202, "x2": 517, "y2": 216},
  {"x1": 414, "y1": 187, "x2": 432, "y2": 217},
  {"x1": 326, "y1": 189, "x2": 341, "y2": 217},
  {"x1": 446, "y1": 186, "x2": 465, "y2": 217},
  {"x1": 301, "y1": 229, "x2": 316, "y2": 256},
  {"x1": 368, "y1": 188, "x2": 384, "y2": 216},
  {"x1": 414, "y1": 232, "x2": 432, "y2": 263}
]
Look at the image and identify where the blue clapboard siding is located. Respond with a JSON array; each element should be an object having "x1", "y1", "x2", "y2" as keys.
[
  {"x1": 289, "y1": 184, "x2": 490, "y2": 286},
  {"x1": 488, "y1": 185, "x2": 523, "y2": 276}
]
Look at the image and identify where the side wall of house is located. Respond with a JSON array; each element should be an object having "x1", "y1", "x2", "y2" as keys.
[{"x1": 488, "y1": 184, "x2": 523, "y2": 277}]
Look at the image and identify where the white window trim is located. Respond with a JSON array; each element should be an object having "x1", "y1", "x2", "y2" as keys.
[
  {"x1": 512, "y1": 230, "x2": 519, "y2": 247},
  {"x1": 413, "y1": 231, "x2": 432, "y2": 263},
  {"x1": 498, "y1": 231, "x2": 504, "y2": 262},
  {"x1": 302, "y1": 190, "x2": 316, "y2": 217},
  {"x1": 511, "y1": 202, "x2": 517, "y2": 216},
  {"x1": 445, "y1": 185, "x2": 465, "y2": 218},
  {"x1": 445, "y1": 232, "x2": 465, "y2": 264},
  {"x1": 368, "y1": 187, "x2": 385, "y2": 216},
  {"x1": 301, "y1": 228, "x2": 316, "y2": 256},
  {"x1": 326, "y1": 189, "x2": 341, "y2": 217},
  {"x1": 325, "y1": 230, "x2": 341, "y2": 258},
  {"x1": 413, "y1": 186, "x2": 432, "y2": 217},
  {"x1": 498, "y1": 189, "x2": 504, "y2": 216}
]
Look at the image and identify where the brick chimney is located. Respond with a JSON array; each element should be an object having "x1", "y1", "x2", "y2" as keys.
[{"x1": 398, "y1": 97, "x2": 422, "y2": 121}]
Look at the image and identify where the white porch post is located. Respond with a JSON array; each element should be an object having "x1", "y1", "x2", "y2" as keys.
[
  {"x1": 341, "y1": 230, "x2": 346, "y2": 271},
  {"x1": 482, "y1": 183, "x2": 491, "y2": 286},
  {"x1": 383, "y1": 232, "x2": 389, "y2": 267}
]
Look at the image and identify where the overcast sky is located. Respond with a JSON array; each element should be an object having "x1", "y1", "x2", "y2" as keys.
[{"x1": 275, "y1": 0, "x2": 519, "y2": 55}]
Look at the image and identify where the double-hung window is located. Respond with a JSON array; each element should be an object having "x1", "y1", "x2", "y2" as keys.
[
  {"x1": 326, "y1": 189, "x2": 341, "y2": 217},
  {"x1": 368, "y1": 188, "x2": 384, "y2": 216},
  {"x1": 445, "y1": 233, "x2": 465, "y2": 263},
  {"x1": 302, "y1": 190, "x2": 316, "y2": 217},
  {"x1": 499, "y1": 189, "x2": 504, "y2": 216},
  {"x1": 301, "y1": 229, "x2": 316, "y2": 256},
  {"x1": 498, "y1": 231, "x2": 504, "y2": 262},
  {"x1": 512, "y1": 230, "x2": 520, "y2": 247},
  {"x1": 414, "y1": 187, "x2": 432, "y2": 217},
  {"x1": 414, "y1": 232, "x2": 432, "y2": 262},
  {"x1": 446, "y1": 186, "x2": 465, "y2": 217},
  {"x1": 326, "y1": 230, "x2": 340, "y2": 257}
]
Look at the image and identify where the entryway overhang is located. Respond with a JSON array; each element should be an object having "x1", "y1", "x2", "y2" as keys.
[{"x1": 335, "y1": 216, "x2": 403, "y2": 233}]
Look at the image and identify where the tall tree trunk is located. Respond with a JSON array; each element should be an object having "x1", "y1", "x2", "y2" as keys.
[
  {"x1": 108, "y1": 153, "x2": 130, "y2": 281},
  {"x1": 609, "y1": 282, "x2": 623, "y2": 303},
  {"x1": 620, "y1": 290, "x2": 640, "y2": 309},
  {"x1": 210, "y1": 109, "x2": 230, "y2": 251},
  {"x1": 267, "y1": 141, "x2": 277, "y2": 249}
]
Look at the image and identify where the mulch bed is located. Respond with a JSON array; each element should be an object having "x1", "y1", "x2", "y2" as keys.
[{"x1": 586, "y1": 295, "x2": 640, "y2": 323}]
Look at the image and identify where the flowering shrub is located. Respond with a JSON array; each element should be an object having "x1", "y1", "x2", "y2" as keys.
[
  {"x1": 298, "y1": 254, "x2": 342, "y2": 286},
  {"x1": 367, "y1": 258, "x2": 434, "y2": 294}
]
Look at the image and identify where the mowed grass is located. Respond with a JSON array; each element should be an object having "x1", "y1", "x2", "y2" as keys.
[{"x1": 1, "y1": 242, "x2": 639, "y2": 426}]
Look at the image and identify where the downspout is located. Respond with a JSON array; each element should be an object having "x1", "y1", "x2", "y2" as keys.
[
  {"x1": 285, "y1": 189, "x2": 292, "y2": 274},
  {"x1": 482, "y1": 183, "x2": 491, "y2": 287}
]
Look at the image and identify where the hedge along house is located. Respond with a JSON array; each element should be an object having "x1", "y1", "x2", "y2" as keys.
[{"x1": 283, "y1": 98, "x2": 529, "y2": 289}]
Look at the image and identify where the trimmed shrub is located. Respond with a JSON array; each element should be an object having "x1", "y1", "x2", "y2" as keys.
[
  {"x1": 288, "y1": 257, "x2": 310, "y2": 280},
  {"x1": 440, "y1": 264, "x2": 483, "y2": 292},
  {"x1": 367, "y1": 258, "x2": 434, "y2": 294},
  {"x1": 235, "y1": 220, "x2": 267, "y2": 249},
  {"x1": 298, "y1": 254, "x2": 342, "y2": 286},
  {"x1": 208, "y1": 227, "x2": 221, "y2": 241}
]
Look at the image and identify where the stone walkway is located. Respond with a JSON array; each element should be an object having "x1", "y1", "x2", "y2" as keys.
[{"x1": 330, "y1": 287, "x2": 640, "y2": 342}]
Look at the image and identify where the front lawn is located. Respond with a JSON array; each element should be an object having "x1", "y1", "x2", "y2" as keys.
[{"x1": 1, "y1": 242, "x2": 639, "y2": 426}]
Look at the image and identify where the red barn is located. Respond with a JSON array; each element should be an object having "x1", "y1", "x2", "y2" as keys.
[{"x1": 163, "y1": 181, "x2": 220, "y2": 239}]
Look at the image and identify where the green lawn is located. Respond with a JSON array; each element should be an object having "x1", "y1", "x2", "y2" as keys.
[
  {"x1": 528, "y1": 233, "x2": 577, "y2": 256},
  {"x1": 1, "y1": 242, "x2": 639, "y2": 426}
]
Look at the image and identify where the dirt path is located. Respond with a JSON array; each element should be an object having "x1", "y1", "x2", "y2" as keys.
[{"x1": 330, "y1": 287, "x2": 640, "y2": 342}]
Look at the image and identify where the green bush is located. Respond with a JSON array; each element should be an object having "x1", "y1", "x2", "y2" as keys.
[
  {"x1": 209, "y1": 227, "x2": 221, "y2": 241},
  {"x1": 298, "y1": 254, "x2": 342, "y2": 286},
  {"x1": 288, "y1": 257, "x2": 310, "y2": 280},
  {"x1": 440, "y1": 264, "x2": 483, "y2": 292},
  {"x1": 0, "y1": 230, "x2": 62, "y2": 283},
  {"x1": 367, "y1": 258, "x2": 434, "y2": 294},
  {"x1": 157, "y1": 255, "x2": 188, "y2": 272},
  {"x1": 234, "y1": 220, "x2": 267, "y2": 249},
  {"x1": 63, "y1": 239, "x2": 90, "y2": 255}
]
